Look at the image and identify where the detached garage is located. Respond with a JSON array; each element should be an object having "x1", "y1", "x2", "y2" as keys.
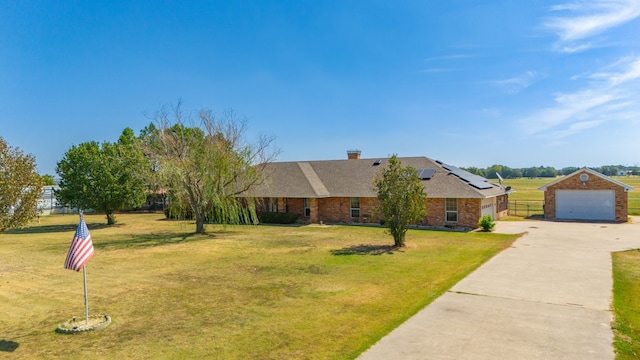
[{"x1": 540, "y1": 168, "x2": 633, "y2": 222}]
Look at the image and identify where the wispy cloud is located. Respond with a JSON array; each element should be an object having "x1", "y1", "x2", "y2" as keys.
[
  {"x1": 546, "y1": 120, "x2": 604, "y2": 143},
  {"x1": 519, "y1": 56, "x2": 640, "y2": 139},
  {"x1": 493, "y1": 71, "x2": 544, "y2": 94},
  {"x1": 420, "y1": 53, "x2": 477, "y2": 74},
  {"x1": 544, "y1": 0, "x2": 640, "y2": 53}
]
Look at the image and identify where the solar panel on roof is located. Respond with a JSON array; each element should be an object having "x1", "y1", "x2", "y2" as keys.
[
  {"x1": 417, "y1": 168, "x2": 436, "y2": 180},
  {"x1": 470, "y1": 181, "x2": 493, "y2": 190},
  {"x1": 443, "y1": 163, "x2": 495, "y2": 190}
]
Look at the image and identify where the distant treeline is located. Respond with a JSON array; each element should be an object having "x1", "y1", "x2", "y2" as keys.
[{"x1": 462, "y1": 165, "x2": 639, "y2": 179}]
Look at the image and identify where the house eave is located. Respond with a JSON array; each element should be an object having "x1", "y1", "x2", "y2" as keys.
[{"x1": 539, "y1": 167, "x2": 634, "y2": 191}]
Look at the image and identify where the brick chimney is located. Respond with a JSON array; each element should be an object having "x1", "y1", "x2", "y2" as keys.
[{"x1": 347, "y1": 149, "x2": 361, "y2": 160}]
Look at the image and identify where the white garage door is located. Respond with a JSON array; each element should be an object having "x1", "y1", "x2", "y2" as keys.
[
  {"x1": 555, "y1": 190, "x2": 615, "y2": 221},
  {"x1": 481, "y1": 198, "x2": 495, "y2": 219}
]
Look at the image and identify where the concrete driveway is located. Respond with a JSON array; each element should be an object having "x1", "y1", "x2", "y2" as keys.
[{"x1": 358, "y1": 218, "x2": 640, "y2": 360}]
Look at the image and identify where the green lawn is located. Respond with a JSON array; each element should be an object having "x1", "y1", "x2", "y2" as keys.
[
  {"x1": 612, "y1": 250, "x2": 640, "y2": 360},
  {"x1": 0, "y1": 213, "x2": 519, "y2": 359}
]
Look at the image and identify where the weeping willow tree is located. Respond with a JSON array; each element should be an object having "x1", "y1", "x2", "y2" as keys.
[{"x1": 145, "y1": 103, "x2": 277, "y2": 234}]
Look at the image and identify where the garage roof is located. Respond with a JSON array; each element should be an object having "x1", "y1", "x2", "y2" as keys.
[{"x1": 538, "y1": 167, "x2": 634, "y2": 191}]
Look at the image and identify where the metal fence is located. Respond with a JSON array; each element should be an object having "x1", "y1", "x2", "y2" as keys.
[
  {"x1": 628, "y1": 197, "x2": 640, "y2": 216},
  {"x1": 507, "y1": 200, "x2": 544, "y2": 218},
  {"x1": 509, "y1": 199, "x2": 640, "y2": 217}
]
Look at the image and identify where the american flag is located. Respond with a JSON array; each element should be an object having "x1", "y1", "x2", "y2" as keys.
[{"x1": 64, "y1": 217, "x2": 94, "y2": 271}]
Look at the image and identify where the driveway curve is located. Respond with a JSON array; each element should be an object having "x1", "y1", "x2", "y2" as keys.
[{"x1": 358, "y1": 218, "x2": 640, "y2": 360}]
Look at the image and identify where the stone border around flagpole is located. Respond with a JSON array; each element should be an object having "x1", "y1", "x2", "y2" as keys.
[{"x1": 56, "y1": 315, "x2": 111, "y2": 334}]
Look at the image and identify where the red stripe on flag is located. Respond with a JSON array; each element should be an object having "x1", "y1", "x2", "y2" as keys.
[{"x1": 64, "y1": 217, "x2": 94, "y2": 272}]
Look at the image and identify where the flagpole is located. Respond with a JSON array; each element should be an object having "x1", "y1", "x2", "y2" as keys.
[
  {"x1": 83, "y1": 264, "x2": 89, "y2": 325},
  {"x1": 79, "y1": 210, "x2": 89, "y2": 326}
]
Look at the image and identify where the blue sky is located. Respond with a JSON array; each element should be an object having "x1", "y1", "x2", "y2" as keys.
[{"x1": 2, "y1": 0, "x2": 639, "y2": 175}]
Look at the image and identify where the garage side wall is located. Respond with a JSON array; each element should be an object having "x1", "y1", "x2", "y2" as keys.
[
  {"x1": 543, "y1": 171, "x2": 628, "y2": 222},
  {"x1": 496, "y1": 194, "x2": 509, "y2": 219}
]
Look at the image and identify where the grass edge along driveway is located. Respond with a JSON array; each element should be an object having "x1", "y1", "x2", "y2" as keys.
[
  {"x1": 0, "y1": 213, "x2": 519, "y2": 359},
  {"x1": 612, "y1": 249, "x2": 640, "y2": 360}
]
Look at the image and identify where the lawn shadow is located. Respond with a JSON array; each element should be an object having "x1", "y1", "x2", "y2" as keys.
[
  {"x1": 331, "y1": 244, "x2": 401, "y2": 256},
  {"x1": 257, "y1": 223, "x2": 308, "y2": 228},
  {"x1": 0, "y1": 339, "x2": 19, "y2": 352},
  {"x1": 5, "y1": 222, "x2": 121, "y2": 234},
  {"x1": 94, "y1": 232, "x2": 212, "y2": 250}
]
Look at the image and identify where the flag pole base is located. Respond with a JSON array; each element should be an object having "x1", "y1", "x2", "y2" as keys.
[{"x1": 56, "y1": 314, "x2": 111, "y2": 334}]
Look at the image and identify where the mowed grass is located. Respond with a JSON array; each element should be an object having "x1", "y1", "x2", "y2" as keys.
[
  {"x1": 500, "y1": 177, "x2": 548, "y2": 201},
  {"x1": 0, "y1": 213, "x2": 519, "y2": 359},
  {"x1": 612, "y1": 250, "x2": 640, "y2": 360},
  {"x1": 500, "y1": 176, "x2": 640, "y2": 216}
]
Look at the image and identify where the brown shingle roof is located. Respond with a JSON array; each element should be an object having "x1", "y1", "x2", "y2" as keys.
[{"x1": 249, "y1": 156, "x2": 509, "y2": 199}]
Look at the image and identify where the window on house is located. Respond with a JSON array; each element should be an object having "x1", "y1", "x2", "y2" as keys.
[
  {"x1": 350, "y1": 197, "x2": 360, "y2": 218},
  {"x1": 445, "y1": 198, "x2": 458, "y2": 222},
  {"x1": 304, "y1": 198, "x2": 311, "y2": 217},
  {"x1": 269, "y1": 198, "x2": 278, "y2": 212}
]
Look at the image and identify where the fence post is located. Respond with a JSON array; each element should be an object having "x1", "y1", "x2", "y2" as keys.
[
  {"x1": 514, "y1": 200, "x2": 517, "y2": 217},
  {"x1": 527, "y1": 204, "x2": 530, "y2": 217}
]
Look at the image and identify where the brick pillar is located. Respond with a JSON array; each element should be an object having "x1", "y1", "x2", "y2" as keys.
[
  {"x1": 310, "y1": 198, "x2": 319, "y2": 223},
  {"x1": 347, "y1": 150, "x2": 361, "y2": 160}
]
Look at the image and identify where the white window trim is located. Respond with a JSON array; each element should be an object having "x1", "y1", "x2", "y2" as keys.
[
  {"x1": 350, "y1": 197, "x2": 360, "y2": 218},
  {"x1": 445, "y1": 198, "x2": 458, "y2": 222}
]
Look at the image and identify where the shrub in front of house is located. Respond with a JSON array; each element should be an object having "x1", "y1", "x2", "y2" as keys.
[
  {"x1": 259, "y1": 212, "x2": 298, "y2": 224},
  {"x1": 478, "y1": 215, "x2": 496, "y2": 232}
]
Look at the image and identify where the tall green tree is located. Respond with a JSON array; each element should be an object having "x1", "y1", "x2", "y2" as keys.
[
  {"x1": 41, "y1": 174, "x2": 56, "y2": 185},
  {"x1": 374, "y1": 155, "x2": 427, "y2": 247},
  {"x1": 0, "y1": 137, "x2": 44, "y2": 232},
  {"x1": 145, "y1": 104, "x2": 278, "y2": 234},
  {"x1": 55, "y1": 128, "x2": 149, "y2": 224},
  {"x1": 138, "y1": 123, "x2": 163, "y2": 193}
]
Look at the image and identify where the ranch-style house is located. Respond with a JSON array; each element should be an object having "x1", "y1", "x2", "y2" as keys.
[{"x1": 249, "y1": 151, "x2": 512, "y2": 228}]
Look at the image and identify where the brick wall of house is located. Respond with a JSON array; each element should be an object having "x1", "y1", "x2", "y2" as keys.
[
  {"x1": 425, "y1": 198, "x2": 445, "y2": 225},
  {"x1": 259, "y1": 196, "x2": 494, "y2": 228},
  {"x1": 316, "y1": 197, "x2": 379, "y2": 223},
  {"x1": 496, "y1": 194, "x2": 509, "y2": 218},
  {"x1": 543, "y1": 171, "x2": 628, "y2": 222},
  {"x1": 285, "y1": 198, "x2": 305, "y2": 218},
  {"x1": 422, "y1": 198, "x2": 481, "y2": 228},
  {"x1": 458, "y1": 198, "x2": 482, "y2": 227}
]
